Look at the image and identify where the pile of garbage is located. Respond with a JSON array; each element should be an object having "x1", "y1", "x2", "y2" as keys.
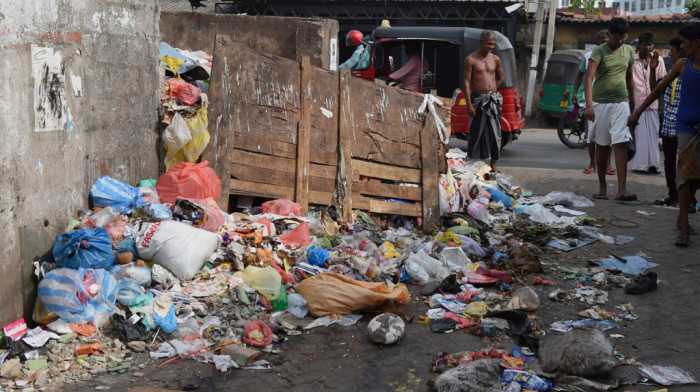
[
  {"x1": 1, "y1": 148, "x2": 697, "y2": 391},
  {"x1": 159, "y1": 42, "x2": 212, "y2": 170}
]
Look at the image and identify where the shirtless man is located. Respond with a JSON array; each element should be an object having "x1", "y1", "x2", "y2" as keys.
[{"x1": 464, "y1": 30, "x2": 504, "y2": 172}]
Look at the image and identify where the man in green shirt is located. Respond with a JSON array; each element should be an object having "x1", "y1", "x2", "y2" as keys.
[{"x1": 584, "y1": 17, "x2": 637, "y2": 201}]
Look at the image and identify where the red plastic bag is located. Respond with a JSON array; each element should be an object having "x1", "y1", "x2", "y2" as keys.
[
  {"x1": 261, "y1": 199, "x2": 302, "y2": 216},
  {"x1": 278, "y1": 222, "x2": 311, "y2": 247},
  {"x1": 166, "y1": 78, "x2": 201, "y2": 106},
  {"x1": 156, "y1": 161, "x2": 221, "y2": 205},
  {"x1": 243, "y1": 320, "x2": 273, "y2": 347}
]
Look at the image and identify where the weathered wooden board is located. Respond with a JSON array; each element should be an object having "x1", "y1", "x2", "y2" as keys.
[
  {"x1": 309, "y1": 67, "x2": 339, "y2": 157},
  {"x1": 343, "y1": 75, "x2": 424, "y2": 169}
]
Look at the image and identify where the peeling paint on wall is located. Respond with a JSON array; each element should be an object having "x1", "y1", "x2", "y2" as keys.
[{"x1": 31, "y1": 45, "x2": 66, "y2": 132}]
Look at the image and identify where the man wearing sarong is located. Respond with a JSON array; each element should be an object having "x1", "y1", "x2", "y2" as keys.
[
  {"x1": 629, "y1": 32, "x2": 666, "y2": 174},
  {"x1": 464, "y1": 30, "x2": 504, "y2": 172}
]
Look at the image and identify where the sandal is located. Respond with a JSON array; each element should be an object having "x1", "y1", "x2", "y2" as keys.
[
  {"x1": 592, "y1": 194, "x2": 608, "y2": 200},
  {"x1": 675, "y1": 234, "x2": 690, "y2": 247},
  {"x1": 583, "y1": 167, "x2": 595, "y2": 174},
  {"x1": 606, "y1": 167, "x2": 616, "y2": 175}
]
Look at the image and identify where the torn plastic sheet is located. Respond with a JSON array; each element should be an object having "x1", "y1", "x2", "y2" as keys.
[
  {"x1": 639, "y1": 364, "x2": 698, "y2": 385},
  {"x1": 22, "y1": 327, "x2": 60, "y2": 348},
  {"x1": 303, "y1": 314, "x2": 363, "y2": 330},
  {"x1": 553, "y1": 205, "x2": 586, "y2": 216},
  {"x1": 550, "y1": 319, "x2": 616, "y2": 333},
  {"x1": 547, "y1": 238, "x2": 596, "y2": 252},
  {"x1": 592, "y1": 255, "x2": 658, "y2": 276}
]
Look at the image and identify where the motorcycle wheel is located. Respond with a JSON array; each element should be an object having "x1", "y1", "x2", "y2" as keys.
[{"x1": 557, "y1": 112, "x2": 588, "y2": 149}]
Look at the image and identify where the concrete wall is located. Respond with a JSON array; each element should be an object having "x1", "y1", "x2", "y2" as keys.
[
  {"x1": 0, "y1": 0, "x2": 161, "y2": 326},
  {"x1": 160, "y1": 12, "x2": 339, "y2": 70}
]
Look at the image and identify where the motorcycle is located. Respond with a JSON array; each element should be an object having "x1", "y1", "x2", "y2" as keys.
[{"x1": 557, "y1": 102, "x2": 588, "y2": 149}]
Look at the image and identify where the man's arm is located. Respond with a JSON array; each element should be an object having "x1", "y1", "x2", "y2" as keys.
[
  {"x1": 649, "y1": 52, "x2": 660, "y2": 91},
  {"x1": 573, "y1": 71, "x2": 584, "y2": 104},
  {"x1": 464, "y1": 56, "x2": 475, "y2": 116},
  {"x1": 628, "y1": 58, "x2": 685, "y2": 126},
  {"x1": 494, "y1": 56, "x2": 504, "y2": 88},
  {"x1": 584, "y1": 59, "x2": 598, "y2": 121},
  {"x1": 626, "y1": 64, "x2": 635, "y2": 110},
  {"x1": 339, "y1": 45, "x2": 364, "y2": 70}
]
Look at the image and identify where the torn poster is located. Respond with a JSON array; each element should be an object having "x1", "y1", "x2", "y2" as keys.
[{"x1": 32, "y1": 45, "x2": 67, "y2": 132}]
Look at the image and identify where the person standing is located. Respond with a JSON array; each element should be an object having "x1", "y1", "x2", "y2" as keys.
[
  {"x1": 573, "y1": 30, "x2": 613, "y2": 175},
  {"x1": 650, "y1": 37, "x2": 685, "y2": 207},
  {"x1": 387, "y1": 42, "x2": 429, "y2": 93},
  {"x1": 629, "y1": 32, "x2": 667, "y2": 174},
  {"x1": 339, "y1": 30, "x2": 365, "y2": 70},
  {"x1": 464, "y1": 30, "x2": 505, "y2": 172},
  {"x1": 584, "y1": 17, "x2": 637, "y2": 201},
  {"x1": 628, "y1": 23, "x2": 700, "y2": 246}
]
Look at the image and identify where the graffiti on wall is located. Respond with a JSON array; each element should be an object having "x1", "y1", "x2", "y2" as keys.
[{"x1": 31, "y1": 45, "x2": 67, "y2": 132}]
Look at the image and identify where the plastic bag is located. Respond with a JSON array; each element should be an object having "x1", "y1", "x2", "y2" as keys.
[
  {"x1": 278, "y1": 222, "x2": 311, "y2": 247},
  {"x1": 111, "y1": 314, "x2": 150, "y2": 341},
  {"x1": 538, "y1": 191, "x2": 594, "y2": 208},
  {"x1": 136, "y1": 220, "x2": 221, "y2": 280},
  {"x1": 153, "y1": 303, "x2": 177, "y2": 334},
  {"x1": 148, "y1": 203, "x2": 173, "y2": 219},
  {"x1": 539, "y1": 328, "x2": 616, "y2": 377},
  {"x1": 287, "y1": 293, "x2": 308, "y2": 318},
  {"x1": 166, "y1": 77, "x2": 201, "y2": 106},
  {"x1": 32, "y1": 297, "x2": 58, "y2": 325},
  {"x1": 116, "y1": 278, "x2": 145, "y2": 305},
  {"x1": 89, "y1": 176, "x2": 147, "y2": 214},
  {"x1": 261, "y1": 199, "x2": 302, "y2": 216},
  {"x1": 156, "y1": 160, "x2": 220, "y2": 205},
  {"x1": 305, "y1": 246, "x2": 330, "y2": 266},
  {"x1": 162, "y1": 112, "x2": 192, "y2": 152},
  {"x1": 487, "y1": 188, "x2": 514, "y2": 207},
  {"x1": 243, "y1": 320, "x2": 273, "y2": 347},
  {"x1": 235, "y1": 266, "x2": 282, "y2": 300},
  {"x1": 295, "y1": 273, "x2": 411, "y2": 317},
  {"x1": 507, "y1": 287, "x2": 540, "y2": 311},
  {"x1": 164, "y1": 107, "x2": 210, "y2": 170},
  {"x1": 438, "y1": 247, "x2": 471, "y2": 271},
  {"x1": 173, "y1": 197, "x2": 224, "y2": 232},
  {"x1": 38, "y1": 268, "x2": 118, "y2": 324},
  {"x1": 110, "y1": 265, "x2": 152, "y2": 287},
  {"x1": 139, "y1": 187, "x2": 160, "y2": 204},
  {"x1": 53, "y1": 228, "x2": 115, "y2": 270}
]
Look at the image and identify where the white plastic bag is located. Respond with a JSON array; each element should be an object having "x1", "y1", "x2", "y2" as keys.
[
  {"x1": 163, "y1": 112, "x2": 192, "y2": 152},
  {"x1": 136, "y1": 221, "x2": 221, "y2": 280}
]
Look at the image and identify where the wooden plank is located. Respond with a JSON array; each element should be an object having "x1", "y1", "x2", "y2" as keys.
[
  {"x1": 354, "y1": 196, "x2": 422, "y2": 217},
  {"x1": 344, "y1": 76, "x2": 423, "y2": 168},
  {"x1": 232, "y1": 132, "x2": 336, "y2": 166},
  {"x1": 338, "y1": 68, "x2": 353, "y2": 221},
  {"x1": 202, "y1": 34, "x2": 234, "y2": 210},
  {"x1": 352, "y1": 178, "x2": 422, "y2": 201},
  {"x1": 420, "y1": 111, "x2": 440, "y2": 228},
  {"x1": 230, "y1": 179, "x2": 332, "y2": 205},
  {"x1": 296, "y1": 56, "x2": 312, "y2": 212},
  {"x1": 231, "y1": 159, "x2": 335, "y2": 192},
  {"x1": 230, "y1": 149, "x2": 336, "y2": 181},
  {"x1": 309, "y1": 67, "x2": 340, "y2": 155},
  {"x1": 352, "y1": 159, "x2": 421, "y2": 183}
]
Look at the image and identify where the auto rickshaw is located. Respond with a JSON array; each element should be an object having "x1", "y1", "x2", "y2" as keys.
[
  {"x1": 352, "y1": 26, "x2": 525, "y2": 149},
  {"x1": 537, "y1": 49, "x2": 587, "y2": 122}
]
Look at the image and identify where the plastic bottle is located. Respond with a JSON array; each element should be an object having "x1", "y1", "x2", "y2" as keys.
[{"x1": 89, "y1": 207, "x2": 118, "y2": 227}]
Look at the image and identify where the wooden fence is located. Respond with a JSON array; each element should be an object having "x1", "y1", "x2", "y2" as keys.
[{"x1": 203, "y1": 34, "x2": 447, "y2": 227}]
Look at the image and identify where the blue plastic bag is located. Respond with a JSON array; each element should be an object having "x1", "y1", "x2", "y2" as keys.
[
  {"x1": 487, "y1": 188, "x2": 514, "y2": 207},
  {"x1": 90, "y1": 175, "x2": 147, "y2": 214},
  {"x1": 53, "y1": 228, "x2": 115, "y2": 270},
  {"x1": 117, "y1": 278, "x2": 145, "y2": 305},
  {"x1": 305, "y1": 246, "x2": 330, "y2": 266},
  {"x1": 147, "y1": 203, "x2": 173, "y2": 219},
  {"x1": 153, "y1": 303, "x2": 177, "y2": 334},
  {"x1": 114, "y1": 237, "x2": 138, "y2": 260},
  {"x1": 37, "y1": 268, "x2": 118, "y2": 323}
]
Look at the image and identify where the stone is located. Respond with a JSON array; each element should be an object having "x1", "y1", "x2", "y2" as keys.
[
  {"x1": 133, "y1": 371, "x2": 145, "y2": 377},
  {"x1": 34, "y1": 370, "x2": 49, "y2": 389},
  {"x1": 366, "y1": 313, "x2": 405, "y2": 345},
  {"x1": 126, "y1": 341, "x2": 148, "y2": 352},
  {"x1": 113, "y1": 338, "x2": 124, "y2": 350},
  {"x1": 220, "y1": 345, "x2": 261, "y2": 367},
  {"x1": 0, "y1": 358, "x2": 23, "y2": 378}
]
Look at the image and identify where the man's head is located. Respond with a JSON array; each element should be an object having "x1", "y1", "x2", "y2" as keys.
[
  {"x1": 669, "y1": 36, "x2": 685, "y2": 63},
  {"x1": 479, "y1": 30, "x2": 497, "y2": 53},
  {"x1": 679, "y1": 23, "x2": 700, "y2": 58},
  {"x1": 638, "y1": 32, "x2": 655, "y2": 57},
  {"x1": 404, "y1": 42, "x2": 419, "y2": 55},
  {"x1": 607, "y1": 18, "x2": 629, "y2": 50},
  {"x1": 595, "y1": 30, "x2": 609, "y2": 46}
]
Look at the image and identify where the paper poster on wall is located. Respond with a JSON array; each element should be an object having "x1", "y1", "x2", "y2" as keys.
[
  {"x1": 32, "y1": 45, "x2": 67, "y2": 132},
  {"x1": 329, "y1": 38, "x2": 338, "y2": 72}
]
